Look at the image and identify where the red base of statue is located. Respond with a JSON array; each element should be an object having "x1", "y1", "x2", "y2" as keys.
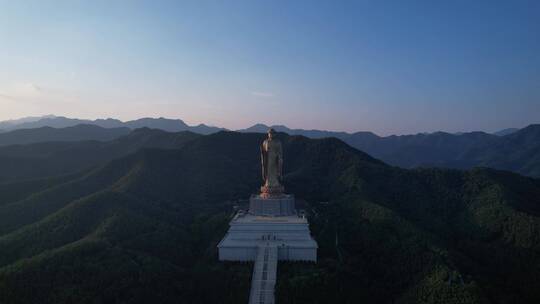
[{"x1": 260, "y1": 185, "x2": 285, "y2": 198}]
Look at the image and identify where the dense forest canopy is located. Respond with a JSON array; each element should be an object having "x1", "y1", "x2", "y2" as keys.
[{"x1": 0, "y1": 131, "x2": 538, "y2": 303}]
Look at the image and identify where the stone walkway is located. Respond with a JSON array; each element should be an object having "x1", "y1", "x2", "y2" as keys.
[{"x1": 249, "y1": 243, "x2": 278, "y2": 304}]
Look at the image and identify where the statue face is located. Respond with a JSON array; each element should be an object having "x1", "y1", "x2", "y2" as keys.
[{"x1": 267, "y1": 129, "x2": 275, "y2": 139}]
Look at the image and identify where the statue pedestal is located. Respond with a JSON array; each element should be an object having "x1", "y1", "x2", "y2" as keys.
[
  {"x1": 219, "y1": 193, "x2": 317, "y2": 262},
  {"x1": 249, "y1": 194, "x2": 295, "y2": 216},
  {"x1": 260, "y1": 185, "x2": 285, "y2": 198},
  {"x1": 217, "y1": 213, "x2": 318, "y2": 262}
]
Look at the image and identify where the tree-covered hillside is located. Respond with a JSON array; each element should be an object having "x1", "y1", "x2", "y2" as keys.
[
  {"x1": 0, "y1": 131, "x2": 538, "y2": 303},
  {"x1": 0, "y1": 124, "x2": 131, "y2": 146},
  {"x1": 0, "y1": 128, "x2": 200, "y2": 182},
  {"x1": 240, "y1": 123, "x2": 540, "y2": 178}
]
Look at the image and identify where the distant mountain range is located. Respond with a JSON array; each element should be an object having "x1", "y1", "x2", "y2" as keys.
[
  {"x1": 0, "y1": 128, "x2": 200, "y2": 182},
  {"x1": 0, "y1": 115, "x2": 520, "y2": 137},
  {"x1": 0, "y1": 116, "x2": 537, "y2": 177},
  {"x1": 493, "y1": 127, "x2": 520, "y2": 136},
  {"x1": 0, "y1": 124, "x2": 130, "y2": 146},
  {"x1": 0, "y1": 115, "x2": 225, "y2": 135},
  {"x1": 238, "y1": 123, "x2": 540, "y2": 178}
]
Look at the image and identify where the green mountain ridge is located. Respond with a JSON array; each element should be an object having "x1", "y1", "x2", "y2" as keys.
[
  {"x1": 1, "y1": 120, "x2": 540, "y2": 178},
  {"x1": 240, "y1": 124, "x2": 540, "y2": 178},
  {"x1": 0, "y1": 124, "x2": 131, "y2": 146},
  {"x1": 0, "y1": 128, "x2": 200, "y2": 182},
  {"x1": 0, "y1": 131, "x2": 539, "y2": 303}
]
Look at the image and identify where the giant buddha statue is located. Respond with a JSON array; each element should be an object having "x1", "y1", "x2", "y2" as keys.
[{"x1": 260, "y1": 128, "x2": 284, "y2": 198}]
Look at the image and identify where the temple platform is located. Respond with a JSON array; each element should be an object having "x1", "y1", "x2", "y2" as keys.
[
  {"x1": 218, "y1": 212, "x2": 317, "y2": 262},
  {"x1": 248, "y1": 194, "x2": 296, "y2": 216}
]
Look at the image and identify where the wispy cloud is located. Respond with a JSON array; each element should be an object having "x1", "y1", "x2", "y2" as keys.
[
  {"x1": 0, "y1": 82, "x2": 91, "y2": 120},
  {"x1": 0, "y1": 82, "x2": 75, "y2": 105},
  {"x1": 0, "y1": 83, "x2": 42, "y2": 104},
  {"x1": 0, "y1": 93, "x2": 20, "y2": 102},
  {"x1": 251, "y1": 91, "x2": 274, "y2": 98}
]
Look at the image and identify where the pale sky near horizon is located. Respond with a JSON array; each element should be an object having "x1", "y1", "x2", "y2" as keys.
[{"x1": 0, "y1": 0, "x2": 539, "y2": 135}]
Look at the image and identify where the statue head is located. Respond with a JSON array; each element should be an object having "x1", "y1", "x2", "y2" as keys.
[{"x1": 267, "y1": 128, "x2": 275, "y2": 140}]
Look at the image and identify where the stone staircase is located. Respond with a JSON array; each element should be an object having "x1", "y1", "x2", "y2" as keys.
[{"x1": 249, "y1": 243, "x2": 278, "y2": 304}]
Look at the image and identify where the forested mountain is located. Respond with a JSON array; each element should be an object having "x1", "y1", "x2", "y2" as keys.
[
  {"x1": 0, "y1": 131, "x2": 538, "y2": 304},
  {"x1": 493, "y1": 128, "x2": 519, "y2": 136},
  {"x1": 0, "y1": 115, "x2": 57, "y2": 130},
  {"x1": 0, "y1": 125, "x2": 130, "y2": 146},
  {"x1": 0, "y1": 128, "x2": 200, "y2": 182},
  {"x1": 3, "y1": 116, "x2": 539, "y2": 177},
  {"x1": 240, "y1": 124, "x2": 540, "y2": 177},
  {"x1": 239, "y1": 123, "x2": 354, "y2": 139}
]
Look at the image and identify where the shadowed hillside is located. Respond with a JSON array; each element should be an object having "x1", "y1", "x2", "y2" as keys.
[
  {"x1": 0, "y1": 124, "x2": 130, "y2": 146},
  {"x1": 0, "y1": 128, "x2": 200, "y2": 182},
  {"x1": 0, "y1": 132, "x2": 538, "y2": 303},
  {"x1": 3, "y1": 119, "x2": 539, "y2": 178},
  {"x1": 240, "y1": 124, "x2": 540, "y2": 178}
]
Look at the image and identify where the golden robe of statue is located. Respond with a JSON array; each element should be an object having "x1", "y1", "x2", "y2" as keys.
[{"x1": 260, "y1": 129, "x2": 284, "y2": 196}]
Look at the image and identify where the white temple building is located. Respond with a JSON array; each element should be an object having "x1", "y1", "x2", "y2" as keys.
[{"x1": 218, "y1": 194, "x2": 318, "y2": 262}]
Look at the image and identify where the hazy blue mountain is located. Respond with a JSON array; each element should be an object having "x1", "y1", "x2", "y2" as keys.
[
  {"x1": 0, "y1": 115, "x2": 225, "y2": 134},
  {"x1": 3, "y1": 117, "x2": 539, "y2": 177},
  {"x1": 350, "y1": 125, "x2": 540, "y2": 177},
  {"x1": 468, "y1": 124, "x2": 540, "y2": 177},
  {"x1": 191, "y1": 123, "x2": 230, "y2": 135},
  {"x1": 124, "y1": 117, "x2": 189, "y2": 131},
  {"x1": 92, "y1": 118, "x2": 126, "y2": 128},
  {"x1": 0, "y1": 128, "x2": 200, "y2": 182},
  {"x1": 0, "y1": 124, "x2": 130, "y2": 147},
  {"x1": 344, "y1": 130, "x2": 499, "y2": 166},
  {"x1": 493, "y1": 127, "x2": 520, "y2": 136},
  {"x1": 125, "y1": 118, "x2": 224, "y2": 134},
  {"x1": 1, "y1": 116, "x2": 91, "y2": 130},
  {"x1": 0, "y1": 131, "x2": 538, "y2": 303},
  {"x1": 240, "y1": 123, "x2": 540, "y2": 177},
  {"x1": 0, "y1": 115, "x2": 58, "y2": 131},
  {"x1": 239, "y1": 123, "x2": 357, "y2": 139}
]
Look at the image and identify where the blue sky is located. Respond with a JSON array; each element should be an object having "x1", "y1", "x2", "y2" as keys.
[{"x1": 0, "y1": 0, "x2": 538, "y2": 135}]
